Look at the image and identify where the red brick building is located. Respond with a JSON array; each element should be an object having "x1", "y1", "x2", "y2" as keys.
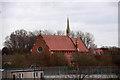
[
  {"x1": 31, "y1": 18, "x2": 88, "y2": 64},
  {"x1": 90, "y1": 49, "x2": 103, "y2": 55}
]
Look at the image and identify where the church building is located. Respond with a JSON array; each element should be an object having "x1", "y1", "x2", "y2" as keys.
[{"x1": 31, "y1": 18, "x2": 88, "y2": 64}]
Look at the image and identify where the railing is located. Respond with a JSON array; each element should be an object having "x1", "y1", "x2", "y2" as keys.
[{"x1": 2, "y1": 66, "x2": 120, "y2": 80}]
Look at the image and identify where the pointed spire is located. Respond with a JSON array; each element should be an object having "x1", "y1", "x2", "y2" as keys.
[
  {"x1": 66, "y1": 18, "x2": 70, "y2": 37},
  {"x1": 40, "y1": 30, "x2": 41, "y2": 35}
]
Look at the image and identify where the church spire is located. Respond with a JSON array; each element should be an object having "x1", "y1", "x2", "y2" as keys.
[{"x1": 66, "y1": 18, "x2": 70, "y2": 37}]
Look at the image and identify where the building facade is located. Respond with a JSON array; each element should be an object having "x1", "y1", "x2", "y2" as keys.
[
  {"x1": 2, "y1": 69, "x2": 44, "y2": 80},
  {"x1": 90, "y1": 49, "x2": 103, "y2": 55}
]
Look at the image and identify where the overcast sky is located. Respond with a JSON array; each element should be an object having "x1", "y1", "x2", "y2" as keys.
[{"x1": 0, "y1": 1, "x2": 118, "y2": 49}]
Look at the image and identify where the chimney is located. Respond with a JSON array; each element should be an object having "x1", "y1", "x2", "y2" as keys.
[{"x1": 76, "y1": 38, "x2": 79, "y2": 51}]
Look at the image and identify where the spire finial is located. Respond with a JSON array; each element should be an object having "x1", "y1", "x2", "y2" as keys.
[{"x1": 66, "y1": 18, "x2": 70, "y2": 37}]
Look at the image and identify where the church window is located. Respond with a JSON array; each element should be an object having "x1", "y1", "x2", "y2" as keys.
[{"x1": 38, "y1": 46, "x2": 43, "y2": 53}]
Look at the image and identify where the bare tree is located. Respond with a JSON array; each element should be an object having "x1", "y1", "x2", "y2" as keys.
[
  {"x1": 89, "y1": 43, "x2": 97, "y2": 50},
  {"x1": 56, "y1": 30, "x2": 65, "y2": 35},
  {"x1": 10, "y1": 53, "x2": 27, "y2": 68},
  {"x1": 71, "y1": 52, "x2": 98, "y2": 80},
  {"x1": 76, "y1": 31, "x2": 95, "y2": 49},
  {"x1": 50, "y1": 53, "x2": 68, "y2": 66},
  {"x1": 84, "y1": 32, "x2": 94, "y2": 49},
  {"x1": 76, "y1": 31, "x2": 84, "y2": 38},
  {"x1": 70, "y1": 31, "x2": 75, "y2": 38},
  {"x1": 72, "y1": 52, "x2": 98, "y2": 67},
  {"x1": 4, "y1": 29, "x2": 37, "y2": 54},
  {"x1": 42, "y1": 29, "x2": 54, "y2": 35}
]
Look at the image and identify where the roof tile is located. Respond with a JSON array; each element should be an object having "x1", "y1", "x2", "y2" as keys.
[{"x1": 42, "y1": 35, "x2": 76, "y2": 51}]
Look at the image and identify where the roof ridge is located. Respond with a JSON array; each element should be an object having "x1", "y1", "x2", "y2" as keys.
[
  {"x1": 79, "y1": 37, "x2": 89, "y2": 50},
  {"x1": 41, "y1": 35, "x2": 67, "y2": 37},
  {"x1": 40, "y1": 35, "x2": 51, "y2": 51},
  {"x1": 69, "y1": 37, "x2": 77, "y2": 51}
]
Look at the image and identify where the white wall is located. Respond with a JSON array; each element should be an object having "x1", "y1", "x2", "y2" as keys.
[{"x1": 12, "y1": 71, "x2": 43, "y2": 79}]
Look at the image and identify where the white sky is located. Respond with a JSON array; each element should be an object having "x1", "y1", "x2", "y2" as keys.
[{"x1": 0, "y1": 0, "x2": 119, "y2": 49}]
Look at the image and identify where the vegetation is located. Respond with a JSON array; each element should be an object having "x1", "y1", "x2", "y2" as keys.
[
  {"x1": 50, "y1": 53, "x2": 68, "y2": 66},
  {"x1": 72, "y1": 52, "x2": 98, "y2": 67},
  {"x1": 10, "y1": 53, "x2": 27, "y2": 68}
]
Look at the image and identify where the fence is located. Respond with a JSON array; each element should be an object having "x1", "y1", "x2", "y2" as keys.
[{"x1": 2, "y1": 66, "x2": 120, "y2": 80}]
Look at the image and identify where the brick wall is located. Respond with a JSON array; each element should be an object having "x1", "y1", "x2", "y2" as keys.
[{"x1": 31, "y1": 35, "x2": 50, "y2": 55}]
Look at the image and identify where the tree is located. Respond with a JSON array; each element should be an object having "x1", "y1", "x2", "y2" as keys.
[
  {"x1": 4, "y1": 29, "x2": 37, "y2": 54},
  {"x1": 75, "y1": 31, "x2": 95, "y2": 50},
  {"x1": 71, "y1": 52, "x2": 98, "y2": 80},
  {"x1": 10, "y1": 53, "x2": 27, "y2": 68},
  {"x1": 95, "y1": 54, "x2": 114, "y2": 66},
  {"x1": 101, "y1": 46, "x2": 120, "y2": 66},
  {"x1": 72, "y1": 52, "x2": 98, "y2": 67},
  {"x1": 84, "y1": 32, "x2": 94, "y2": 49},
  {"x1": 29, "y1": 52, "x2": 51, "y2": 67},
  {"x1": 29, "y1": 52, "x2": 68, "y2": 67},
  {"x1": 56, "y1": 30, "x2": 65, "y2": 35},
  {"x1": 70, "y1": 31, "x2": 75, "y2": 38},
  {"x1": 89, "y1": 43, "x2": 97, "y2": 50},
  {"x1": 76, "y1": 31, "x2": 84, "y2": 39},
  {"x1": 42, "y1": 29, "x2": 54, "y2": 35},
  {"x1": 50, "y1": 53, "x2": 68, "y2": 66}
]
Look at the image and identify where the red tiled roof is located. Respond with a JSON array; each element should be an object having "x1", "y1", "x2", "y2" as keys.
[
  {"x1": 42, "y1": 35, "x2": 76, "y2": 51},
  {"x1": 71, "y1": 38, "x2": 88, "y2": 52}
]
